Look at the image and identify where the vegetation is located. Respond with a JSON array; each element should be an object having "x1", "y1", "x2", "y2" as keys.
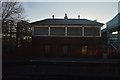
[{"x1": 1, "y1": 0, "x2": 32, "y2": 57}]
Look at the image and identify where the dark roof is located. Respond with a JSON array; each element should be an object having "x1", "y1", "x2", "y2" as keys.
[
  {"x1": 31, "y1": 18, "x2": 104, "y2": 26},
  {"x1": 107, "y1": 13, "x2": 120, "y2": 28}
]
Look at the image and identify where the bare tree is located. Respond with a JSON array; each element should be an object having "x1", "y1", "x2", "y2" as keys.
[
  {"x1": 1, "y1": 0, "x2": 24, "y2": 23},
  {"x1": 1, "y1": 0, "x2": 27, "y2": 49},
  {"x1": 1, "y1": 0, "x2": 32, "y2": 48}
]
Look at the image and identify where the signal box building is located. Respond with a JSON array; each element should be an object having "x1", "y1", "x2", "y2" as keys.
[{"x1": 31, "y1": 14, "x2": 104, "y2": 57}]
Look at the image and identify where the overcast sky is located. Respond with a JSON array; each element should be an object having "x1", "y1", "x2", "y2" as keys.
[
  {"x1": 22, "y1": 2, "x2": 118, "y2": 24},
  {"x1": 17, "y1": 0, "x2": 119, "y2": 2}
]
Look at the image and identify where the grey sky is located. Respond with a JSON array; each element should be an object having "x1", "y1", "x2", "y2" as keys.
[
  {"x1": 22, "y1": 2, "x2": 118, "y2": 24},
  {"x1": 18, "y1": 0, "x2": 119, "y2": 2}
]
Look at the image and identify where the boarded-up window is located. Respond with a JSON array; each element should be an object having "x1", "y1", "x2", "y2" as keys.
[
  {"x1": 67, "y1": 27, "x2": 82, "y2": 36},
  {"x1": 84, "y1": 27, "x2": 100, "y2": 36},
  {"x1": 34, "y1": 27, "x2": 48, "y2": 35},
  {"x1": 81, "y1": 46, "x2": 87, "y2": 54},
  {"x1": 45, "y1": 45, "x2": 50, "y2": 54},
  {"x1": 50, "y1": 27, "x2": 65, "y2": 35},
  {"x1": 63, "y1": 46, "x2": 68, "y2": 54}
]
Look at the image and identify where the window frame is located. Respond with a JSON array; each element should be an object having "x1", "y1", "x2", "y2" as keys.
[
  {"x1": 50, "y1": 27, "x2": 65, "y2": 36},
  {"x1": 84, "y1": 27, "x2": 100, "y2": 37},
  {"x1": 67, "y1": 27, "x2": 82, "y2": 36},
  {"x1": 33, "y1": 27, "x2": 49, "y2": 36}
]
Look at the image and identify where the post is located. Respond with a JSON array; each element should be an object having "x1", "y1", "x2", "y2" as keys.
[
  {"x1": 118, "y1": 30, "x2": 120, "y2": 54},
  {"x1": 32, "y1": 26, "x2": 34, "y2": 36},
  {"x1": 100, "y1": 27, "x2": 101, "y2": 37},
  {"x1": 65, "y1": 26, "x2": 67, "y2": 36},
  {"x1": 82, "y1": 26, "x2": 84, "y2": 37},
  {"x1": 48, "y1": 27, "x2": 50, "y2": 36},
  {"x1": 107, "y1": 30, "x2": 110, "y2": 56}
]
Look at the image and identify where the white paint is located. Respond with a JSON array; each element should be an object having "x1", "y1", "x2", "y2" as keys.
[
  {"x1": 82, "y1": 27, "x2": 84, "y2": 36},
  {"x1": 112, "y1": 31, "x2": 118, "y2": 34},
  {"x1": 65, "y1": 27, "x2": 67, "y2": 36},
  {"x1": 33, "y1": 25, "x2": 101, "y2": 37},
  {"x1": 48, "y1": 27, "x2": 50, "y2": 36}
]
